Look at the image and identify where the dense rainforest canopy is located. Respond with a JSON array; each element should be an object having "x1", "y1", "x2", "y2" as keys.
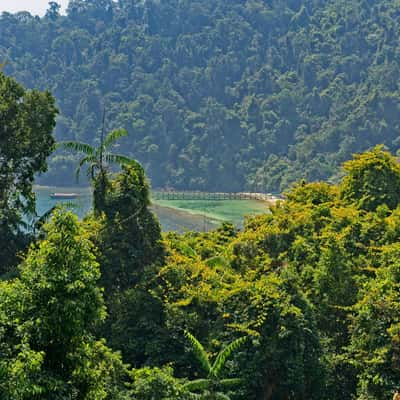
[
  {"x1": 2, "y1": 138, "x2": 400, "y2": 399},
  {"x1": 1, "y1": 68, "x2": 400, "y2": 397},
  {"x1": 2, "y1": 3, "x2": 400, "y2": 399},
  {"x1": 2, "y1": 0, "x2": 400, "y2": 191}
]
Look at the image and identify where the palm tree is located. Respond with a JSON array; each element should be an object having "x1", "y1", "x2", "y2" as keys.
[
  {"x1": 60, "y1": 131, "x2": 133, "y2": 182},
  {"x1": 59, "y1": 111, "x2": 135, "y2": 212},
  {"x1": 183, "y1": 331, "x2": 247, "y2": 400}
]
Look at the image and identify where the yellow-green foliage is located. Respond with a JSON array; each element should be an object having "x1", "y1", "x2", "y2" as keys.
[
  {"x1": 3, "y1": 147, "x2": 400, "y2": 400},
  {"x1": 341, "y1": 145, "x2": 400, "y2": 211},
  {"x1": 160, "y1": 216, "x2": 323, "y2": 399},
  {"x1": 153, "y1": 147, "x2": 400, "y2": 399}
]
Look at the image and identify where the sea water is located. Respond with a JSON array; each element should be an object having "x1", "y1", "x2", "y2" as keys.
[{"x1": 34, "y1": 186, "x2": 268, "y2": 232}]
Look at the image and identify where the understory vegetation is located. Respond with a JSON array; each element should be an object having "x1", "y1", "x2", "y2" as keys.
[
  {"x1": 2, "y1": 0, "x2": 400, "y2": 191},
  {"x1": 1, "y1": 70, "x2": 400, "y2": 400}
]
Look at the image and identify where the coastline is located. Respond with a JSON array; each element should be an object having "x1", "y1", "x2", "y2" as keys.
[
  {"x1": 34, "y1": 185, "x2": 222, "y2": 221},
  {"x1": 34, "y1": 185, "x2": 272, "y2": 230}
]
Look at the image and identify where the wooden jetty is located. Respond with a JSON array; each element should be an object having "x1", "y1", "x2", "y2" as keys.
[{"x1": 151, "y1": 191, "x2": 281, "y2": 202}]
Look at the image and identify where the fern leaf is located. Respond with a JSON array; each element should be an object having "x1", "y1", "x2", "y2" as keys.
[
  {"x1": 0, "y1": 362, "x2": 7, "y2": 378},
  {"x1": 210, "y1": 336, "x2": 247, "y2": 378},
  {"x1": 184, "y1": 330, "x2": 211, "y2": 374}
]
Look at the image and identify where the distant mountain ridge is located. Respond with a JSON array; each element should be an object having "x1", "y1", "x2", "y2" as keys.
[{"x1": 1, "y1": 0, "x2": 400, "y2": 191}]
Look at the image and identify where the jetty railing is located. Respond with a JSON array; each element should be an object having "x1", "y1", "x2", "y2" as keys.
[{"x1": 151, "y1": 191, "x2": 280, "y2": 201}]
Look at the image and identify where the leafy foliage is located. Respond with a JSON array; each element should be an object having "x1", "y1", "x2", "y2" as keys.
[
  {"x1": 0, "y1": 209, "x2": 129, "y2": 399},
  {"x1": 93, "y1": 163, "x2": 164, "y2": 293},
  {"x1": 89, "y1": 163, "x2": 165, "y2": 367},
  {"x1": 129, "y1": 366, "x2": 189, "y2": 400},
  {"x1": 349, "y1": 244, "x2": 400, "y2": 399},
  {"x1": 0, "y1": 71, "x2": 57, "y2": 276},
  {"x1": 341, "y1": 145, "x2": 400, "y2": 211}
]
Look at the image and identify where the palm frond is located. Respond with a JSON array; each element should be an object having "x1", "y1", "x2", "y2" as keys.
[
  {"x1": 185, "y1": 330, "x2": 212, "y2": 374},
  {"x1": 75, "y1": 155, "x2": 97, "y2": 181},
  {"x1": 210, "y1": 336, "x2": 247, "y2": 378},
  {"x1": 183, "y1": 379, "x2": 211, "y2": 392},
  {"x1": 105, "y1": 153, "x2": 137, "y2": 166},
  {"x1": 104, "y1": 128, "x2": 128, "y2": 147},
  {"x1": 58, "y1": 141, "x2": 95, "y2": 156},
  {"x1": 219, "y1": 378, "x2": 242, "y2": 388}
]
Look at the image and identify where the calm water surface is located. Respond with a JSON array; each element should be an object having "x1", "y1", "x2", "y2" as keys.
[{"x1": 34, "y1": 186, "x2": 268, "y2": 232}]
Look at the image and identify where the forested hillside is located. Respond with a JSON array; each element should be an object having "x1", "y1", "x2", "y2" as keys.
[
  {"x1": 2, "y1": 0, "x2": 400, "y2": 191},
  {"x1": 1, "y1": 69, "x2": 400, "y2": 399}
]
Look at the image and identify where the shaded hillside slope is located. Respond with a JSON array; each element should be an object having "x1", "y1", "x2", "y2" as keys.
[{"x1": 1, "y1": 0, "x2": 400, "y2": 191}]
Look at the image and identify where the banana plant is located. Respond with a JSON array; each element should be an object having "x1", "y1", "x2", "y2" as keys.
[{"x1": 183, "y1": 331, "x2": 247, "y2": 400}]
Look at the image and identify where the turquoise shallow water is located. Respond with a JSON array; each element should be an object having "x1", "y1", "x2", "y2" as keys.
[
  {"x1": 154, "y1": 199, "x2": 268, "y2": 226},
  {"x1": 34, "y1": 186, "x2": 268, "y2": 232}
]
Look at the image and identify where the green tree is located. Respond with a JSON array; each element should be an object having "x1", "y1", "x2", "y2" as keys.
[
  {"x1": 341, "y1": 146, "x2": 400, "y2": 211},
  {"x1": 0, "y1": 209, "x2": 128, "y2": 399},
  {"x1": 95, "y1": 163, "x2": 164, "y2": 293},
  {"x1": 349, "y1": 244, "x2": 400, "y2": 399},
  {"x1": 0, "y1": 71, "x2": 57, "y2": 276},
  {"x1": 45, "y1": 2, "x2": 61, "y2": 20},
  {"x1": 129, "y1": 366, "x2": 189, "y2": 400},
  {"x1": 285, "y1": 180, "x2": 338, "y2": 205},
  {"x1": 94, "y1": 164, "x2": 165, "y2": 365}
]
